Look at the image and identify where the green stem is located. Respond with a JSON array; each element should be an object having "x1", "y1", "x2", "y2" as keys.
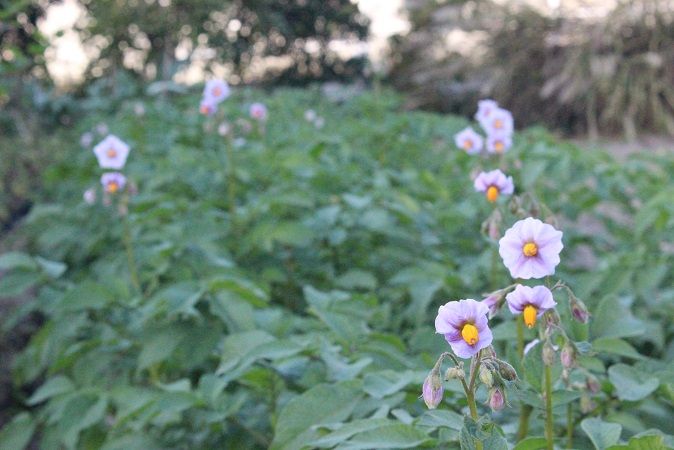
[
  {"x1": 516, "y1": 317, "x2": 533, "y2": 442},
  {"x1": 122, "y1": 212, "x2": 141, "y2": 294},
  {"x1": 516, "y1": 316, "x2": 524, "y2": 359},
  {"x1": 566, "y1": 402, "x2": 573, "y2": 449},
  {"x1": 224, "y1": 139, "x2": 237, "y2": 218},
  {"x1": 545, "y1": 364, "x2": 554, "y2": 450},
  {"x1": 467, "y1": 351, "x2": 483, "y2": 450}
]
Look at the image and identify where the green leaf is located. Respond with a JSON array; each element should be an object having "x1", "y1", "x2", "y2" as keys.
[
  {"x1": 592, "y1": 338, "x2": 646, "y2": 360},
  {"x1": 270, "y1": 382, "x2": 362, "y2": 450},
  {"x1": 608, "y1": 364, "x2": 659, "y2": 401},
  {"x1": 0, "y1": 413, "x2": 35, "y2": 450},
  {"x1": 513, "y1": 436, "x2": 548, "y2": 450},
  {"x1": 591, "y1": 296, "x2": 645, "y2": 340},
  {"x1": 581, "y1": 417, "x2": 622, "y2": 450},
  {"x1": 521, "y1": 341, "x2": 543, "y2": 391},
  {"x1": 59, "y1": 281, "x2": 114, "y2": 311},
  {"x1": 308, "y1": 418, "x2": 393, "y2": 448},
  {"x1": 338, "y1": 423, "x2": 434, "y2": 449},
  {"x1": 0, "y1": 252, "x2": 37, "y2": 271},
  {"x1": 34, "y1": 256, "x2": 67, "y2": 278},
  {"x1": 415, "y1": 409, "x2": 463, "y2": 430},
  {"x1": 27, "y1": 376, "x2": 75, "y2": 405}
]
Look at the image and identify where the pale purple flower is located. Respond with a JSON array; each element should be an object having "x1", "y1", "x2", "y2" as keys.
[
  {"x1": 200, "y1": 98, "x2": 217, "y2": 116},
  {"x1": 96, "y1": 123, "x2": 109, "y2": 136},
  {"x1": 304, "y1": 109, "x2": 317, "y2": 122},
  {"x1": 422, "y1": 371, "x2": 444, "y2": 409},
  {"x1": 483, "y1": 107, "x2": 514, "y2": 136},
  {"x1": 481, "y1": 294, "x2": 500, "y2": 318},
  {"x1": 100, "y1": 172, "x2": 126, "y2": 194},
  {"x1": 93, "y1": 135, "x2": 130, "y2": 169},
  {"x1": 249, "y1": 102, "x2": 267, "y2": 121},
  {"x1": 435, "y1": 299, "x2": 493, "y2": 359},
  {"x1": 505, "y1": 284, "x2": 557, "y2": 328},
  {"x1": 203, "y1": 79, "x2": 230, "y2": 104},
  {"x1": 475, "y1": 99, "x2": 499, "y2": 126},
  {"x1": 217, "y1": 122, "x2": 231, "y2": 136},
  {"x1": 80, "y1": 132, "x2": 94, "y2": 148},
  {"x1": 473, "y1": 169, "x2": 514, "y2": 203},
  {"x1": 498, "y1": 217, "x2": 563, "y2": 279},
  {"x1": 486, "y1": 132, "x2": 513, "y2": 154},
  {"x1": 83, "y1": 188, "x2": 96, "y2": 205},
  {"x1": 454, "y1": 127, "x2": 483, "y2": 155},
  {"x1": 314, "y1": 116, "x2": 325, "y2": 129}
]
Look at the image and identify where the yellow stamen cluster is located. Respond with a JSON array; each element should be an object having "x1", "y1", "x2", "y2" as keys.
[
  {"x1": 523, "y1": 304, "x2": 538, "y2": 328},
  {"x1": 461, "y1": 323, "x2": 479, "y2": 345},
  {"x1": 493, "y1": 119, "x2": 503, "y2": 129},
  {"x1": 486, "y1": 186, "x2": 499, "y2": 203},
  {"x1": 106, "y1": 182, "x2": 119, "y2": 194},
  {"x1": 463, "y1": 139, "x2": 473, "y2": 150},
  {"x1": 213, "y1": 87, "x2": 222, "y2": 97},
  {"x1": 522, "y1": 242, "x2": 538, "y2": 257},
  {"x1": 494, "y1": 141, "x2": 504, "y2": 153}
]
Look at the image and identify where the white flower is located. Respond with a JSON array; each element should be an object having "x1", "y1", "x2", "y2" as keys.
[
  {"x1": 93, "y1": 135, "x2": 131, "y2": 169},
  {"x1": 100, "y1": 172, "x2": 127, "y2": 194}
]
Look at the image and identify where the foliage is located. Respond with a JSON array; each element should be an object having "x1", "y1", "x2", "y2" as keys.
[{"x1": 0, "y1": 88, "x2": 673, "y2": 449}]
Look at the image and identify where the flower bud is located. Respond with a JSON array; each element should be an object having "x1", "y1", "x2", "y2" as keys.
[
  {"x1": 445, "y1": 367, "x2": 464, "y2": 381},
  {"x1": 570, "y1": 294, "x2": 590, "y2": 323},
  {"x1": 580, "y1": 394, "x2": 595, "y2": 414},
  {"x1": 497, "y1": 360, "x2": 518, "y2": 381},
  {"x1": 560, "y1": 343, "x2": 576, "y2": 368},
  {"x1": 479, "y1": 365, "x2": 494, "y2": 387},
  {"x1": 586, "y1": 375, "x2": 600, "y2": 394},
  {"x1": 217, "y1": 122, "x2": 231, "y2": 136},
  {"x1": 489, "y1": 387, "x2": 505, "y2": 411},
  {"x1": 542, "y1": 341, "x2": 556, "y2": 366},
  {"x1": 488, "y1": 220, "x2": 501, "y2": 240},
  {"x1": 422, "y1": 370, "x2": 444, "y2": 409},
  {"x1": 83, "y1": 188, "x2": 96, "y2": 205}
]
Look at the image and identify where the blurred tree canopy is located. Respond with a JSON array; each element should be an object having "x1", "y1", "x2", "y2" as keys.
[{"x1": 79, "y1": 0, "x2": 369, "y2": 85}]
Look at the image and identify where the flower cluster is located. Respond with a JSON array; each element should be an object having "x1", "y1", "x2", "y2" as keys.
[
  {"x1": 200, "y1": 79, "x2": 230, "y2": 116},
  {"x1": 88, "y1": 134, "x2": 132, "y2": 199},
  {"x1": 455, "y1": 99, "x2": 514, "y2": 155}
]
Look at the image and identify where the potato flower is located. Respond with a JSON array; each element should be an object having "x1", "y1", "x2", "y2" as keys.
[
  {"x1": 473, "y1": 169, "x2": 514, "y2": 203},
  {"x1": 435, "y1": 299, "x2": 493, "y2": 358},
  {"x1": 93, "y1": 135, "x2": 130, "y2": 169},
  {"x1": 100, "y1": 172, "x2": 126, "y2": 194},
  {"x1": 475, "y1": 99, "x2": 499, "y2": 125},
  {"x1": 454, "y1": 127, "x2": 483, "y2": 155},
  {"x1": 249, "y1": 102, "x2": 268, "y2": 121},
  {"x1": 505, "y1": 285, "x2": 557, "y2": 328},
  {"x1": 203, "y1": 79, "x2": 230, "y2": 104},
  {"x1": 483, "y1": 107, "x2": 514, "y2": 136},
  {"x1": 486, "y1": 132, "x2": 512, "y2": 154},
  {"x1": 498, "y1": 217, "x2": 563, "y2": 279},
  {"x1": 199, "y1": 98, "x2": 217, "y2": 116}
]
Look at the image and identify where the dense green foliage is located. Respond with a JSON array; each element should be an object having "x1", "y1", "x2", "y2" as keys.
[{"x1": 0, "y1": 89, "x2": 673, "y2": 449}]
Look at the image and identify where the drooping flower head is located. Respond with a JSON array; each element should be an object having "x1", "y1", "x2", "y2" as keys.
[
  {"x1": 481, "y1": 294, "x2": 501, "y2": 318},
  {"x1": 199, "y1": 98, "x2": 217, "y2": 116},
  {"x1": 249, "y1": 102, "x2": 268, "y2": 121},
  {"x1": 435, "y1": 299, "x2": 493, "y2": 358},
  {"x1": 505, "y1": 284, "x2": 557, "y2": 328},
  {"x1": 486, "y1": 132, "x2": 513, "y2": 154},
  {"x1": 483, "y1": 107, "x2": 514, "y2": 136},
  {"x1": 473, "y1": 169, "x2": 514, "y2": 203},
  {"x1": 93, "y1": 135, "x2": 130, "y2": 169},
  {"x1": 422, "y1": 370, "x2": 444, "y2": 409},
  {"x1": 100, "y1": 172, "x2": 127, "y2": 194},
  {"x1": 475, "y1": 99, "x2": 499, "y2": 126},
  {"x1": 203, "y1": 79, "x2": 230, "y2": 104},
  {"x1": 454, "y1": 127, "x2": 484, "y2": 155},
  {"x1": 499, "y1": 217, "x2": 563, "y2": 279}
]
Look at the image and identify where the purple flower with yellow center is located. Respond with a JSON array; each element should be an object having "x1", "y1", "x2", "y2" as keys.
[
  {"x1": 203, "y1": 79, "x2": 230, "y2": 104},
  {"x1": 199, "y1": 98, "x2": 217, "y2": 116},
  {"x1": 435, "y1": 299, "x2": 493, "y2": 358},
  {"x1": 475, "y1": 99, "x2": 499, "y2": 126},
  {"x1": 249, "y1": 102, "x2": 268, "y2": 121},
  {"x1": 93, "y1": 135, "x2": 130, "y2": 169},
  {"x1": 483, "y1": 107, "x2": 514, "y2": 136},
  {"x1": 505, "y1": 284, "x2": 557, "y2": 328},
  {"x1": 486, "y1": 132, "x2": 512, "y2": 154},
  {"x1": 473, "y1": 169, "x2": 514, "y2": 203},
  {"x1": 498, "y1": 217, "x2": 563, "y2": 279},
  {"x1": 454, "y1": 127, "x2": 483, "y2": 155},
  {"x1": 100, "y1": 172, "x2": 126, "y2": 194}
]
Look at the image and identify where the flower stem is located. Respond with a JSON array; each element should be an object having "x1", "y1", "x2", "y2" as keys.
[
  {"x1": 122, "y1": 212, "x2": 141, "y2": 294},
  {"x1": 467, "y1": 351, "x2": 483, "y2": 450},
  {"x1": 224, "y1": 139, "x2": 237, "y2": 219},
  {"x1": 516, "y1": 317, "x2": 533, "y2": 442},
  {"x1": 516, "y1": 317, "x2": 524, "y2": 358},
  {"x1": 544, "y1": 363, "x2": 554, "y2": 450}
]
